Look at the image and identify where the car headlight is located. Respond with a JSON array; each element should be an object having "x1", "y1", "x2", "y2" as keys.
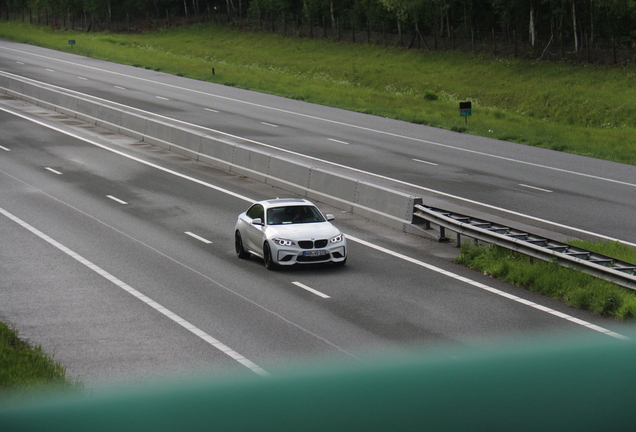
[
  {"x1": 330, "y1": 234, "x2": 344, "y2": 243},
  {"x1": 272, "y1": 238, "x2": 295, "y2": 246}
]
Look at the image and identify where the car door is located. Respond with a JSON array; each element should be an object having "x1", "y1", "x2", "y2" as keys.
[{"x1": 243, "y1": 204, "x2": 265, "y2": 254}]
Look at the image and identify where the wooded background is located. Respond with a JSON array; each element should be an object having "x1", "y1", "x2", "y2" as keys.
[{"x1": 2, "y1": 0, "x2": 636, "y2": 64}]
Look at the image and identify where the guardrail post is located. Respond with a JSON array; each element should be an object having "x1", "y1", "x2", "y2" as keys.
[{"x1": 438, "y1": 227, "x2": 449, "y2": 243}]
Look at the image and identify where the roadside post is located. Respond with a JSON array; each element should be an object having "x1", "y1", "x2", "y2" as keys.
[{"x1": 68, "y1": 40, "x2": 76, "y2": 49}]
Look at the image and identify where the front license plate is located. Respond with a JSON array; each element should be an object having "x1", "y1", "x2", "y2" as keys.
[{"x1": 303, "y1": 250, "x2": 327, "y2": 257}]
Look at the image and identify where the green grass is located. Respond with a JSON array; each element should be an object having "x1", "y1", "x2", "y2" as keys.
[
  {"x1": 567, "y1": 240, "x2": 636, "y2": 263},
  {"x1": 0, "y1": 20, "x2": 635, "y2": 164},
  {"x1": 0, "y1": 321, "x2": 78, "y2": 396},
  {"x1": 456, "y1": 243, "x2": 636, "y2": 321}
]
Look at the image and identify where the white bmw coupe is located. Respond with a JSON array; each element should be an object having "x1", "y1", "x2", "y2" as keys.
[{"x1": 234, "y1": 198, "x2": 347, "y2": 270}]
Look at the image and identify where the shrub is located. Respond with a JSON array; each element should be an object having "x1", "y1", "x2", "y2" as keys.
[{"x1": 423, "y1": 91, "x2": 439, "y2": 101}]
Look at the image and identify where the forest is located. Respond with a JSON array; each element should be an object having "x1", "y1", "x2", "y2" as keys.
[{"x1": 2, "y1": 0, "x2": 636, "y2": 63}]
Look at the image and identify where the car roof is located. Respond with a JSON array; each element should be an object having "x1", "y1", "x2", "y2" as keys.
[{"x1": 258, "y1": 198, "x2": 315, "y2": 209}]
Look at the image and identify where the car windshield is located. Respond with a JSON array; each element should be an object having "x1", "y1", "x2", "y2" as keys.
[{"x1": 266, "y1": 206, "x2": 326, "y2": 225}]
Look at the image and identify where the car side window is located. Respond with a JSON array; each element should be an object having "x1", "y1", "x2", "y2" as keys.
[{"x1": 246, "y1": 204, "x2": 264, "y2": 220}]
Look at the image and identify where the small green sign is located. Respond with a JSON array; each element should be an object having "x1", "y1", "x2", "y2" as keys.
[
  {"x1": 68, "y1": 40, "x2": 76, "y2": 45},
  {"x1": 459, "y1": 101, "x2": 472, "y2": 116}
]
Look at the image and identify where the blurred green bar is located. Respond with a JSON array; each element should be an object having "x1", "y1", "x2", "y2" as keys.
[{"x1": 2, "y1": 330, "x2": 635, "y2": 432}]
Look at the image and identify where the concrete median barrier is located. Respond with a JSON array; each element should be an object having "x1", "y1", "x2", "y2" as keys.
[
  {"x1": 265, "y1": 157, "x2": 312, "y2": 195},
  {"x1": 118, "y1": 112, "x2": 148, "y2": 141},
  {"x1": 171, "y1": 127, "x2": 203, "y2": 157},
  {"x1": 74, "y1": 97, "x2": 102, "y2": 121},
  {"x1": 197, "y1": 135, "x2": 236, "y2": 172},
  {"x1": 229, "y1": 145, "x2": 271, "y2": 183}
]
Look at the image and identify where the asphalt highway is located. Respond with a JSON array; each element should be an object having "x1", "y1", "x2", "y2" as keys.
[{"x1": 0, "y1": 94, "x2": 629, "y2": 388}]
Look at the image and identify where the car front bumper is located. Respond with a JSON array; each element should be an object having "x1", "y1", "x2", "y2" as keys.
[{"x1": 274, "y1": 245, "x2": 346, "y2": 265}]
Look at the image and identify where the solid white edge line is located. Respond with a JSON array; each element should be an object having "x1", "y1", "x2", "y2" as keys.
[
  {"x1": 0, "y1": 145, "x2": 10, "y2": 151},
  {"x1": 345, "y1": 234, "x2": 629, "y2": 341},
  {"x1": 77, "y1": 77, "x2": 88, "y2": 80},
  {"x1": 106, "y1": 195, "x2": 128, "y2": 205},
  {"x1": 156, "y1": 96, "x2": 169, "y2": 100},
  {"x1": 185, "y1": 231, "x2": 212, "y2": 244},
  {"x1": 292, "y1": 281, "x2": 331, "y2": 299},
  {"x1": 205, "y1": 108, "x2": 219, "y2": 113},
  {"x1": 0, "y1": 103, "x2": 629, "y2": 340},
  {"x1": 0, "y1": 205, "x2": 269, "y2": 377},
  {"x1": 260, "y1": 122, "x2": 279, "y2": 127}
]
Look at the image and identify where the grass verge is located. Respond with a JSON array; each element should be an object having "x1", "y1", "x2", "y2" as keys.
[
  {"x1": 0, "y1": 321, "x2": 79, "y2": 397},
  {"x1": 456, "y1": 242, "x2": 636, "y2": 320}
]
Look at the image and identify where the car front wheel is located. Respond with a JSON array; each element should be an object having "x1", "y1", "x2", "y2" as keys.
[
  {"x1": 235, "y1": 231, "x2": 250, "y2": 259},
  {"x1": 263, "y1": 242, "x2": 277, "y2": 270}
]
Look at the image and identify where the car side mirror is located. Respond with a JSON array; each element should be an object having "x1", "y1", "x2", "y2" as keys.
[
  {"x1": 326, "y1": 214, "x2": 335, "y2": 221},
  {"x1": 252, "y1": 218, "x2": 264, "y2": 226}
]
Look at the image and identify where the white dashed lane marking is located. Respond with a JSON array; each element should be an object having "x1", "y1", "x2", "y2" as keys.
[
  {"x1": 328, "y1": 138, "x2": 349, "y2": 145},
  {"x1": 412, "y1": 158, "x2": 438, "y2": 166},
  {"x1": 106, "y1": 195, "x2": 128, "y2": 205},
  {"x1": 292, "y1": 281, "x2": 330, "y2": 299},
  {"x1": 520, "y1": 184, "x2": 553, "y2": 193},
  {"x1": 185, "y1": 231, "x2": 212, "y2": 244},
  {"x1": 45, "y1": 167, "x2": 62, "y2": 175}
]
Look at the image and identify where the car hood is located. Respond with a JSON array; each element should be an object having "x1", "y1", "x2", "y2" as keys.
[{"x1": 264, "y1": 222, "x2": 341, "y2": 240}]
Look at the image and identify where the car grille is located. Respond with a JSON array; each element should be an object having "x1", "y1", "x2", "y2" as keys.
[{"x1": 298, "y1": 239, "x2": 328, "y2": 249}]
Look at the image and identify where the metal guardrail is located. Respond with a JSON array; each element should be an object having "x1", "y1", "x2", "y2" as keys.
[{"x1": 413, "y1": 204, "x2": 636, "y2": 291}]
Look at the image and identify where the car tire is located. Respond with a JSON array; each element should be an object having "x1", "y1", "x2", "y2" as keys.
[
  {"x1": 235, "y1": 231, "x2": 250, "y2": 259},
  {"x1": 263, "y1": 242, "x2": 277, "y2": 270}
]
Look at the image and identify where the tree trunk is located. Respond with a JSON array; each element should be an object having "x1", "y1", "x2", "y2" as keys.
[
  {"x1": 560, "y1": 14, "x2": 564, "y2": 59},
  {"x1": 351, "y1": 16, "x2": 355, "y2": 42},
  {"x1": 107, "y1": 0, "x2": 112, "y2": 30},
  {"x1": 330, "y1": 2, "x2": 336, "y2": 30},
  {"x1": 309, "y1": 14, "x2": 313, "y2": 38},
  {"x1": 529, "y1": 3, "x2": 537, "y2": 48},
  {"x1": 572, "y1": 1, "x2": 578, "y2": 52}
]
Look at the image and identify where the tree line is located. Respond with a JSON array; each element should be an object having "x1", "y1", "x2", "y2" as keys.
[{"x1": 2, "y1": 0, "x2": 636, "y2": 63}]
